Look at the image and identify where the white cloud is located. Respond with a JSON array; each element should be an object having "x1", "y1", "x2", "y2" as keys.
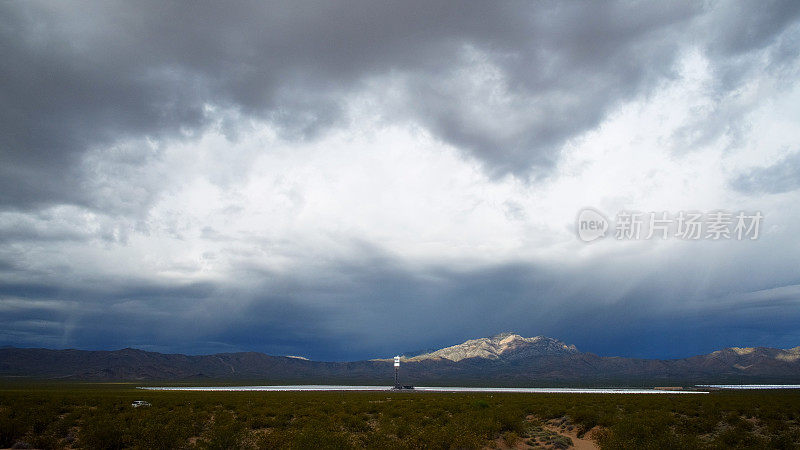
[{"x1": 3, "y1": 1, "x2": 800, "y2": 357}]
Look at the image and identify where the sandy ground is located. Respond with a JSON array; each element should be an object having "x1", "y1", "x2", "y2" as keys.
[
  {"x1": 542, "y1": 423, "x2": 600, "y2": 450},
  {"x1": 489, "y1": 415, "x2": 600, "y2": 450}
]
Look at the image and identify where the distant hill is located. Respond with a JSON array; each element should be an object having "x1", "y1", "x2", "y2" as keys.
[
  {"x1": 401, "y1": 333, "x2": 579, "y2": 362},
  {"x1": 2, "y1": 334, "x2": 799, "y2": 385}
]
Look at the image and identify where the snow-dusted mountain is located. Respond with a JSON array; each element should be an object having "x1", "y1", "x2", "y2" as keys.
[{"x1": 407, "y1": 333, "x2": 579, "y2": 362}]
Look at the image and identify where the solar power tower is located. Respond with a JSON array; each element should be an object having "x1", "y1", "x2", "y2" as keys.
[{"x1": 394, "y1": 356, "x2": 400, "y2": 388}]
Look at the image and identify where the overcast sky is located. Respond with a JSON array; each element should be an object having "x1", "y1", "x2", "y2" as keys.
[{"x1": 2, "y1": 1, "x2": 800, "y2": 360}]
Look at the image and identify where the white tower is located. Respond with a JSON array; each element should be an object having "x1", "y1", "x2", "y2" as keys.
[{"x1": 394, "y1": 355, "x2": 400, "y2": 387}]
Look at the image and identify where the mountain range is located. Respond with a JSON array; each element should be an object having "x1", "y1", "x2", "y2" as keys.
[{"x1": 2, "y1": 333, "x2": 799, "y2": 385}]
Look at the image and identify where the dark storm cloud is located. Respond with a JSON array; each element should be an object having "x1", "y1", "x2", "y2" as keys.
[
  {"x1": 5, "y1": 0, "x2": 799, "y2": 212},
  {"x1": 705, "y1": 0, "x2": 800, "y2": 57},
  {"x1": 731, "y1": 150, "x2": 800, "y2": 194},
  {"x1": 0, "y1": 278, "x2": 227, "y2": 351},
  {"x1": 0, "y1": 258, "x2": 561, "y2": 359},
  {"x1": 4, "y1": 234, "x2": 800, "y2": 360},
  {"x1": 3, "y1": 1, "x2": 800, "y2": 361}
]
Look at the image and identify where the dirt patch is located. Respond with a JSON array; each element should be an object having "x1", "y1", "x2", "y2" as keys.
[
  {"x1": 540, "y1": 422, "x2": 600, "y2": 450},
  {"x1": 489, "y1": 416, "x2": 600, "y2": 450}
]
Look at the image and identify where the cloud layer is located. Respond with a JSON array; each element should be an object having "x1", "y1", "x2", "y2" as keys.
[{"x1": 2, "y1": 1, "x2": 800, "y2": 360}]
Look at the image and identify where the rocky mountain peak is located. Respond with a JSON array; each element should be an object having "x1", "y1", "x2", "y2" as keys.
[{"x1": 408, "y1": 333, "x2": 579, "y2": 362}]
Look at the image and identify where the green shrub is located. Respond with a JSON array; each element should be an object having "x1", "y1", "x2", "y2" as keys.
[
  {"x1": 201, "y1": 411, "x2": 245, "y2": 450},
  {"x1": 2, "y1": 384, "x2": 800, "y2": 449}
]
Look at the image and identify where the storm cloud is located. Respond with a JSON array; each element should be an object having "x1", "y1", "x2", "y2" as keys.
[
  {"x1": 2, "y1": 1, "x2": 800, "y2": 360},
  {"x1": 732, "y1": 150, "x2": 800, "y2": 194}
]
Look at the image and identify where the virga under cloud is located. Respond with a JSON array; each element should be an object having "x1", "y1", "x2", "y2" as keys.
[{"x1": 1, "y1": 1, "x2": 800, "y2": 360}]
